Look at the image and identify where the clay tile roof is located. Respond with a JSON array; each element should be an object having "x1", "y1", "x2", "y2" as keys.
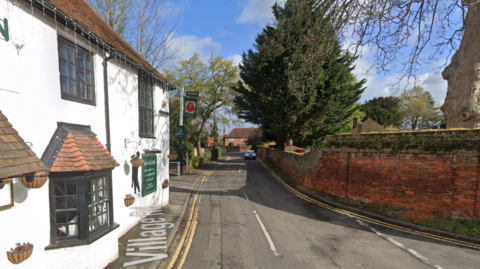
[
  {"x1": 226, "y1": 128, "x2": 261, "y2": 138},
  {"x1": 46, "y1": 0, "x2": 167, "y2": 82},
  {"x1": 42, "y1": 123, "x2": 119, "y2": 172},
  {"x1": 0, "y1": 110, "x2": 48, "y2": 179}
]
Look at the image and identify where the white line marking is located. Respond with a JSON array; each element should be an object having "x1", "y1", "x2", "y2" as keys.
[
  {"x1": 242, "y1": 188, "x2": 250, "y2": 201},
  {"x1": 139, "y1": 246, "x2": 167, "y2": 251},
  {"x1": 434, "y1": 265, "x2": 445, "y2": 269},
  {"x1": 356, "y1": 219, "x2": 368, "y2": 227},
  {"x1": 253, "y1": 210, "x2": 280, "y2": 256},
  {"x1": 127, "y1": 241, "x2": 167, "y2": 247},
  {"x1": 126, "y1": 248, "x2": 135, "y2": 251},
  {"x1": 370, "y1": 228, "x2": 384, "y2": 236},
  {"x1": 408, "y1": 249, "x2": 429, "y2": 261},
  {"x1": 128, "y1": 237, "x2": 166, "y2": 242},
  {"x1": 387, "y1": 238, "x2": 405, "y2": 248}
]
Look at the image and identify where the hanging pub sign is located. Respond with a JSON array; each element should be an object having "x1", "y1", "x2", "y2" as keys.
[
  {"x1": 184, "y1": 96, "x2": 199, "y2": 118},
  {"x1": 142, "y1": 155, "x2": 157, "y2": 197}
]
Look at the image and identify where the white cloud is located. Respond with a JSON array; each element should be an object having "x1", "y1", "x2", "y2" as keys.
[
  {"x1": 165, "y1": 1, "x2": 184, "y2": 17},
  {"x1": 219, "y1": 30, "x2": 233, "y2": 37},
  {"x1": 236, "y1": 0, "x2": 278, "y2": 27},
  {"x1": 166, "y1": 34, "x2": 222, "y2": 66},
  {"x1": 350, "y1": 44, "x2": 447, "y2": 107},
  {"x1": 228, "y1": 54, "x2": 243, "y2": 67}
]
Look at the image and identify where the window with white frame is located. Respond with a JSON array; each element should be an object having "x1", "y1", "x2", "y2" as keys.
[{"x1": 229, "y1": 138, "x2": 235, "y2": 141}]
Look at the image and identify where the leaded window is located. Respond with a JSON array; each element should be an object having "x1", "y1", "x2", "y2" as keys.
[
  {"x1": 58, "y1": 36, "x2": 95, "y2": 105},
  {"x1": 88, "y1": 176, "x2": 109, "y2": 232},
  {"x1": 139, "y1": 71, "x2": 154, "y2": 137},
  {"x1": 48, "y1": 171, "x2": 116, "y2": 248}
]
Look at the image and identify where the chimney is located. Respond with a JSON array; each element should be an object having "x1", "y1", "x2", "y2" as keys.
[
  {"x1": 353, "y1": 116, "x2": 358, "y2": 130},
  {"x1": 357, "y1": 123, "x2": 362, "y2": 133}
]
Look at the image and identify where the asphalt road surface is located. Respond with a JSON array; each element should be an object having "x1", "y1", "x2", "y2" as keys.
[{"x1": 164, "y1": 152, "x2": 480, "y2": 269}]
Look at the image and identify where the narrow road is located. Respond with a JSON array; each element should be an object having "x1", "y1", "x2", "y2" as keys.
[{"x1": 163, "y1": 153, "x2": 480, "y2": 269}]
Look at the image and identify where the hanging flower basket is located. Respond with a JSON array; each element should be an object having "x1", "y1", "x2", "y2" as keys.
[
  {"x1": 124, "y1": 194, "x2": 135, "y2": 207},
  {"x1": 162, "y1": 180, "x2": 170, "y2": 189},
  {"x1": 7, "y1": 243, "x2": 33, "y2": 264},
  {"x1": 167, "y1": 155, "x2": 178, "y2": 161},
  {"x1": 19, "y1": 172, "x2": 49, "y2": 189},
  {"x1": 162, "y1": 101, "x2": 167, "y2": 108},
  {"x1": 130, "y1": 159, "x2": 144, "y2": 168}
]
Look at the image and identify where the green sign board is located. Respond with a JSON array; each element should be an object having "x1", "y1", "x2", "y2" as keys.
[
  {"x1": 186, "y1": 91, "x2": 200, "y2": 97},
  {"x1": 176, "y1": 125, "x2": 186, "y2": 141},
  {"x1": 0, "y1": 19, "x2": 9, "y2": 42},
  {"x1": 142, "y1": 155, "x2": 157, "y2": 197}
]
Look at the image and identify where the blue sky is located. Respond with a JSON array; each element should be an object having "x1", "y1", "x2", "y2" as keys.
[{"x1": 164, "y1": 0, "x2": 450, "y2": 133}]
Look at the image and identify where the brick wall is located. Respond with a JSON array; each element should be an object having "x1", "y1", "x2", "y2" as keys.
[{"x1": 258, "y1": 129, "x2": 480, "y2": 220}]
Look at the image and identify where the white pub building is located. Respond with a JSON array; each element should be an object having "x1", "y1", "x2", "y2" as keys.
[{"x1": 0, "y1": 0, "x2": 171, "y2": 268}]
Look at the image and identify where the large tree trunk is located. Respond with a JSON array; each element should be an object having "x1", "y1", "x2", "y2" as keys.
[{"x1": 441, "y1": 1, "x2": 480, "y2": 128}]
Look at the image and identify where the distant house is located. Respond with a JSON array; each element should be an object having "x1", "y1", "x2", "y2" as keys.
[
  {"x1": 351, "y1": 117, "x2": 388, "y2": 134},
  {"x1": 224, "y1": 128, "x2": 261, "y2": 146},
  {"x1": 223, "y1": 128, "x2": 261, "y2": 152}
]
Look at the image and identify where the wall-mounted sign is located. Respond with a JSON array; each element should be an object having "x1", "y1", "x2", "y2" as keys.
[
  {"x1": 184, "y1": 97, "x2": 198, "y2": 118},
  {"x1": 142, "y1": 155, "x2": 157, "y2": 197},
  {"x1": 208, "y1": 137, "x2": 214, "y2": 147},
  {"x1": 0, "y1": 19, "x2": 9, "y2": 41},
  {"x1": 159, "y1": 110, "x2": 169, "y2": 116},
  {"x1": 0, "y1": 179, "x2": 14, "y2": 210},
  {"x1": 176, "y1": 125, "x2": 186, "y2": 141}
]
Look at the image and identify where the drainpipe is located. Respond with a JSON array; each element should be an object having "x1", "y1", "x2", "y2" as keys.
[{"x1": 103, "y1": 48, "x2": 115, "y2": 152}]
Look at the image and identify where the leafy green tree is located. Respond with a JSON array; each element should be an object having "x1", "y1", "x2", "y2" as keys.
[
  {"x1": 165, "y1": 52, "x2": 239, "y2": 156},
  {"x1": 360, "y1": 96, "x2": 402, "y2": 128},
  {"x1": 399, "y1": 86, "x2": 442, "y2": 130},
  {"x1": 233, "y1": 0, "x2": 365, "y2": 147}
]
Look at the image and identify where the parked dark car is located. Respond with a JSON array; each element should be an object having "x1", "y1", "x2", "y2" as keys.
[{"x1": 244, "y1": 150, "x2": 256, "y2": 160}]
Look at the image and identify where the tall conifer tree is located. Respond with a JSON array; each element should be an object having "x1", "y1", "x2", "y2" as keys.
[{"x1": 233, "y1": 0, "x2": 365, "y2": 146}]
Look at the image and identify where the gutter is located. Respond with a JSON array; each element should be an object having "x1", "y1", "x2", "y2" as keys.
[{"x1": 103, "y1": 49, "x2": 115, "y2": 152}]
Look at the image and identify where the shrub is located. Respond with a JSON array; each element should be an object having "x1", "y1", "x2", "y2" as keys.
[
  {"x1": 203, "y1": 151, "x2": 211, "y2": 161},
  {"x1": 211, "y1": 147, "x2": 222, "y2": 160},
  {"x1": 228, "y1": 142, "x2": 235, "y2": 146},
  {"x1": 192, "y1": 156, "x2": 201, "y2": 168}
]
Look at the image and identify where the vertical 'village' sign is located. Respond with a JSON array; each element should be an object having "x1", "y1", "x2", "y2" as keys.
[
  {"x1": 142, "y1": 155, "x2": 157, "y2": 196},
  {"x1": 0, "y1": 18, "x2": 9, "y2": 41}
]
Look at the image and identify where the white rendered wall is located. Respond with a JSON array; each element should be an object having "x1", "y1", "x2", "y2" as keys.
[{"x1": 0, "y1": 1, "x2": 169, "y2": 268}]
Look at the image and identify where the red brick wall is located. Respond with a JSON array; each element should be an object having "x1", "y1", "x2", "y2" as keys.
[{"x1": 259, "y1": 130, "x2": 480, "y2": 220}]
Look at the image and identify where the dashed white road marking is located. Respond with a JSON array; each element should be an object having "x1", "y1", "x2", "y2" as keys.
[
  {"x1": 408, "y1": 249, "x2": 429, "y2": 262},
  {"x1": 242, "y1": 188, "x2": 249, "y2": 201},
  {"x1": 370, "y1": 228, "x2": 384, "y2": 236},
  {"x1": 433, "y1": 265, "x2": 445, "y2": 269},
  {"x1": 387, "y1": 238, "x2": 405, "y2": 248},
  {"x1": 253, "y1": 210, "x2": 280, "y2": 256}
]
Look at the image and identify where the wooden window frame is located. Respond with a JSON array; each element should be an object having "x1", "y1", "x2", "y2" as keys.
[
  {"x1": 57, "y1": 36, "x2": 96, "y2": 106},
  {"x1": 46, "y1": 170, "x2": 118, "y2": 249}
]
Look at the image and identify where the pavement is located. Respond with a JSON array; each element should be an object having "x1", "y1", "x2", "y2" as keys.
[{"x1": 107, "y1": 160, "x2": 220, "y2": 269}]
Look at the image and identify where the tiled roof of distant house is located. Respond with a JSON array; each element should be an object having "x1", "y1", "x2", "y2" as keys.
[
  {"x1": 0, "y1": 110, "x2": 48, "y2": 179},
  {"x1": 351, "y1": 118, "x2": 388, "y2": 134},
  {"x1": 226, "y1": 128, "x2": 261, "y2": 138},
  {"x1": 47, "y1": 0, "x2": 167, "y2": 82},
  {"x1": 42, "y1": 123, "x2": 119, "y2": 172}
]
